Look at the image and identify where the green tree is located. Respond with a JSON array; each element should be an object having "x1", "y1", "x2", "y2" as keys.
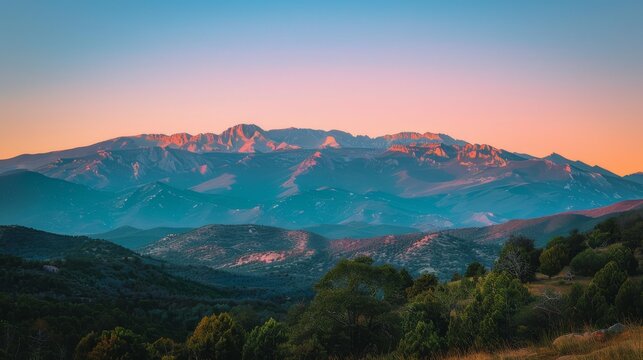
[
  {"x1": 230, "y1": 305, "x2": 261, "y2": 332},
  {"x1": 446, "y1": 312, "x2": 474, "y2": 351},
  {"x1": 186, "y1": 313, "x2": 245, "y2": 360},
  {"x1": 605, "y1": 244, "x2": 638, "y2": 274},
  {"x1": 615, "y1": 279, "x2": 643, "y2": 319},
  {"x1": 401, "y1": 294, "x2": 449, "y2": 340},
  {"x1": 397, "y1": 321, "x2": 442, "y2": 359},
  {"x1": 547, "y1": 230, "x2": 587, "y2": 259},
  {"x1": 495, "y1": 236, "x2": 539, "y2": 282},
  {"x1": 242, "y1": 318, "x2": 287, "y2": 360},
  {"x1": 289, "y1": 257, "x2": 407, "y2": 357},
  {"x1": 74, "y1": 327, "x2": 148, "y2": 360},
  {"x1": 406, "y1": 273, "x2": 439, "y2": 299},
  {"x1": 591, "y1": 261, "x2": 627, "y2": 303},
  {"x1": 146, "y1": 337, "x2": 182, "y2": 360},
  {"x1": 594, "y1": 218, "x2": 621, "y2": 242},
  {"x1": 447, "y1": 272, "x2": 529, "y2": 350},
  {"x1": 570, "y1": 249, "x2": 608, "y2": 276},
  {"x1": 562, "y1": 283, "x2": 586, "y2": 324},
  {"x1": 399, "y1": 268, "x2": 415, "y2": 290},
  {"x1": 586, "y1": 229, "x2": 611, "y2": 248},
  {"x1": 621, "y1": 219, "x2": 643, "y2": 249},
  {"x1": 575, "y1": 283, "x2": 614, "y2": 326},
  {"x1": 539, "y1": 244, "x2": 568, "y2": 278},
  {"x1": 464, "y1": 262, "x2": 487, "y2": 278}
]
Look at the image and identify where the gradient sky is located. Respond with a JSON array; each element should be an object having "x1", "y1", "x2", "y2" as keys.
[{"x1": 1, "y1": 1, "x2": 642, "y2": 175}]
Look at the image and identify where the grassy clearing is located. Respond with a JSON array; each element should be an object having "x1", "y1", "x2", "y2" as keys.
[{"x1": 437, "y1": 325, "x2": 642, "y2": 360}]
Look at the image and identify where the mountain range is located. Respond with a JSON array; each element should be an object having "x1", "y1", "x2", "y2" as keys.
[
  {"x1": 1, "y1": 199, "x2": 641, "y2": 285},
  {"x1": 134, "y1": 200, "x2": 643, "y2": 280},
  {"x1": 1, "y1": 124, "x2": 642, "y2": 234}
]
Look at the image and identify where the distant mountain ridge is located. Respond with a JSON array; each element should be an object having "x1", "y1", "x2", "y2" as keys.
[
  {"x1": 0, "y1": 201, "x2": 639, "y2": 282},
  {"x1": 625, "y1": 172, "x2": 643, "y2": 185},
  {"x1": 0, "y1": 124, "x2": 641, "y2": 234},
  {"x1": 0, "y1": 123, "x2": 466, "y2": 171}
]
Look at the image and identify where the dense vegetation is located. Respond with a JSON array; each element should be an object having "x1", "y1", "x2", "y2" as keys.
[{"x1": 1, "y1": 212, "x2": 641, "y2": 359}]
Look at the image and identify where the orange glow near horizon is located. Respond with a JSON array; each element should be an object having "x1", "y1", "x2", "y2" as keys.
[
  {"x1": 2, "y1": 1, "x2": 643, "y2": 176},
  {"x1": 1, "y1": 53, "x2": 642, "y2": 176}
]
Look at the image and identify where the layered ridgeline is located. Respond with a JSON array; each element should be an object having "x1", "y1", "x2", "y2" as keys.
[
  {"x1": 1, "y1": 207, "x2": 641, "y2": 359},
  {"x1": 2, "y1": 201, "x2": 640, "y2": 292},
  {"x1": 0, "y1": 225, "x2": 316, "y2": 360},
  {"x1": 132, "y1": 201, "x2": 642, "y2": 281},
  {"x1": 1, "y1": 124, "x2": 642, "y2": 234}
]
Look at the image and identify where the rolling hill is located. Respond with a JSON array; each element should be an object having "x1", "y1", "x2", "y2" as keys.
[{"x1": 140, "y1": 201, "x2": 643, "y2": 281}]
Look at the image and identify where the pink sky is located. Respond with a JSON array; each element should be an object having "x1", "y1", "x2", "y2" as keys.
[
  {"x1": 1, "y1": 2, "x2": 642, "y2": 176},
  {"x1": 2, "y1": 50, "x2": 641, "y2": 176}
]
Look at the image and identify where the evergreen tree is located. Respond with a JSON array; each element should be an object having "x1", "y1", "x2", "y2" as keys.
[
  {"x1": 289, "y1": 257, "x2": 407, "y2": 357},
  {"x1": 591, "y1": 261, "x2": 627, "y2": 303},
  {"x1": 605, "y1": 244, "x2": 638, "y2": 274},
  {"x1": 575, "y1": 283, "x2": 614, "y2": 326},
  {"x1": 448, "y1": 272, "x2": 529, "y2": 350},
  {"x1": 615, "y1": 279, "x2": 643, "y2": 319},
  {"x1": 397, "y1": 321, "x2": 442, "y2": 359},
  {"x1": 570, "y1": 249, "x2": 608, "y2": 276},
  {"x1": 539, "y1": 244, "x2": 568, "y2": 278}
]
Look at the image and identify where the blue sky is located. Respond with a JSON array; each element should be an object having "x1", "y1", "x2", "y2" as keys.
[{"x1": 1, "y1": 1, "x2": 642, "y2": 174}]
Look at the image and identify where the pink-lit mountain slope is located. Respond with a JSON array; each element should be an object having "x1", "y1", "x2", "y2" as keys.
[
  {"x1": 0, "y1": 124, "x2": 465, "y2": 172},
  {"x1": 1, "y1": 125, "x2": 641, "y2": 234}
]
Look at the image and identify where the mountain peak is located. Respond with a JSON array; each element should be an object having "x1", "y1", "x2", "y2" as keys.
[
  {"x1": 225, "y1": 124, "x2": 264, "y2": 139},
  {"x1": 545, "y1": 152, "x2": 567, "y2": 161},
  {"x1": 320, "y1": 136, "x2": 341, "y2": 149},
  {"x1": 544, "y1": 152, "x2": 618, "y2": 177}
]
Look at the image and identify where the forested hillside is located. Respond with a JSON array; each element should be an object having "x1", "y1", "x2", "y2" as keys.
[{"x1": 1, "y1": 211, "x2": 641, "y2": 359}]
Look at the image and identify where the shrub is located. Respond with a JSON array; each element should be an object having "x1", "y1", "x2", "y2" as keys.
[
  {"x1": 575, "y1": 284, "x2": 614, "y2": 326},
  {"x1": 605, "y1": 244, "x2": 638, "y2": 274},
  {"x1": 615, "y1": 279, "x2": 643, "y2": 318},
  {"x1": 447, "y1": 272, "x2": 529, "y2": 350},
  {"x1": 401, "y1": 294, "x2": 450, "y2": 339},
  {"x1": 591, "y1": 261, "x2": 627, "y2": 303},
  {"x1": 406, "y1": 273, "x2": 439, "y2": 298},
  {"x1": 539, "y1": 244, "x2": 568, "y2": 278},
  {"x1": 465, "y1": 262, "x2": 487, "y2": 278},
  {"x1": 398, "y1": 321, "x2": 442, "y2": 358},
  {"x1": 570, "y1": 249, "x2": 607, "y2": 276},
  {"x1": 586, "y1": 230, "x2": 611, "y2": 248}
]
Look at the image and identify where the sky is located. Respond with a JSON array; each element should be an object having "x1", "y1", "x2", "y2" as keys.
[{"x1": 1, "y1": 1, "x2": 642, "y2": 175}]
